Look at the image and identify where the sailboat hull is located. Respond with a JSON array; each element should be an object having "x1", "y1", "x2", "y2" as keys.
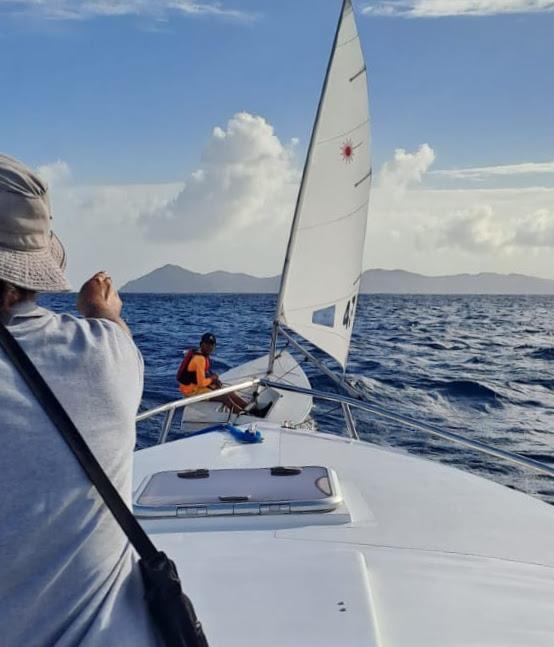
[
  {"x1": 180, "y1": 350, "x2": 313, "y2": 433},
  {"x1": 135, "y1": 425, "x2": 554, "y2": 646}
]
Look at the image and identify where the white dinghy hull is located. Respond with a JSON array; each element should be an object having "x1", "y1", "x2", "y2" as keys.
[{"x1": 180, "y1": 350, "x2": 313, "y2": 433}]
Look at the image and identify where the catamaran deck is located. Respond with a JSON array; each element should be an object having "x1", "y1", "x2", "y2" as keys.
[{"x1": 134, "y1": 425, "x2": 554, "y2": 646}]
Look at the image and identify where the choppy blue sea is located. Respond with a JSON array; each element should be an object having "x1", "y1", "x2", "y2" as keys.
[{"x1": 41, "y1": 293, "x2": 554, "y2": 504}]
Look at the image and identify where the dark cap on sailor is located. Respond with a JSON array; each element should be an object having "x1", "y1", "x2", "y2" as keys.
[{"x1": 200, "y1": 332, "x2": 216, "y2": 346}]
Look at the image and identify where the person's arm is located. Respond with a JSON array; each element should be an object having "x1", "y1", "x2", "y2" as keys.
[
  {"x1": 190, "y1": 355, "x2": 216, "y2": 388},
  {"x1": 77, "y1": 271, "x2": 131, "y2": 337}
]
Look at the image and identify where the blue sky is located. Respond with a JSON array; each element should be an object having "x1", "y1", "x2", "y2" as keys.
[{"x1": 1, "y1": 0, "x2": 554, "y2": 284}]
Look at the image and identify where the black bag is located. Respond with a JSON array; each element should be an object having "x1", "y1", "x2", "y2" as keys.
[{"x1": 0, "y1": 322, "x2": 209, "y2": 647}]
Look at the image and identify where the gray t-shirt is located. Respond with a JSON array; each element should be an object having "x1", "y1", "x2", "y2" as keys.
[{"x1": 0, "y1": 301, "x2": 159, "y2": 646}]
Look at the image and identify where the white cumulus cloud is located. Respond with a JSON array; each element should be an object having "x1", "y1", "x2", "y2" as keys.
[
  {"x1": 377, "y1": 143, "x2": 435, "y2": 197},
  {"x1": 510, "y1": 208, "x2": 554, "y2": 247},
  {"x1": 385, "y1": 187, "x2": 554, "y2": 259},
  {"x1": 431, "y1": 161, "x2": 554, "y2": 180},
  {"x1": 33, "y1": 112, "x2": 301, "y2": 288},
  {"x1": 432, "y1": 204, "x2": 510, "y2": 251},
  {"x1": 36, "y1": 160, "x2": 72, "y2": 188},
  {"x1": 141, "y1": 111, "x2": 301, "y2": 242},
  {"x1": 362, "y1": 0, "x2": 554, "y2": 18},
  {"x1": 33, "y1": 140, "x2": 554, "y2": 289},
  {"x1": 367, "y1": 141, "x2": 554, "y2": 279},
  {"x1": 420, "y1": 203, "x2": 554, "y2": 253}
]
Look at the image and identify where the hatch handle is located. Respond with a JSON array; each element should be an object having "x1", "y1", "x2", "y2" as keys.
[
  {"x1": 177, "y1": 469, "x2": 210, "y2": 479},
  {"x1": 271, "y1": 466, "x2": 303, "y2": 476},
  {"x1": 218, "y1": 495, "x2": 251, "y2": 503}
]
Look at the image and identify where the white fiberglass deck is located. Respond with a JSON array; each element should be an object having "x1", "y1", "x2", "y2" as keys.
[{"x1": 134, "y1": 425, "x2": 554, "y2": 646}]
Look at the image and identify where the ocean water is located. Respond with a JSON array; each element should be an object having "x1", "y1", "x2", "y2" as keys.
[{"x1": 40, "y1": 293, "x2": 554, "y2": 504}]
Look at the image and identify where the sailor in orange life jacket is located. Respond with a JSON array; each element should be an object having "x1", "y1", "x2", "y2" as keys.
[{"x1": 177, "y1": 332, "x2": 249, "y2": 415}]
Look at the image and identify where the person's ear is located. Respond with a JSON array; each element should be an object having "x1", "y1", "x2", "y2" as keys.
[{"x1": 0, "y1": 283, "x2": 23, "y2": 313}]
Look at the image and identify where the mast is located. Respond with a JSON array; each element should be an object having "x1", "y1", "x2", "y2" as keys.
[{"x1": 268, "y1": 0, "x2": 351, "y2": 374}]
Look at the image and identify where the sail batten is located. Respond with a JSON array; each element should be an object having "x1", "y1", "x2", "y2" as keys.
[{"x1": 271, "y1": 0, "x2": 371, "y2": 370}]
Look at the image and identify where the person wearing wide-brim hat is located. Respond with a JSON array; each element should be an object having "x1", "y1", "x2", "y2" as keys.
[
  {"x1": 0, "y1": 153, "x2": 130, "y2": 331},
  {"x1": 0, "y1": 154, "x2": 159, "y2": 646},
  {"x1": 0, "y1": 155, "x2": 69, "y2": 293}
]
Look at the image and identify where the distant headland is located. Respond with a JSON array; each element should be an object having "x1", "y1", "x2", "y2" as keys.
[{"x1": 120, "y1": 265, "x2": 554, "y2": 295}]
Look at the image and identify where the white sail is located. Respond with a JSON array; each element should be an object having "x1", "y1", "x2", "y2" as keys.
[{"x1": 276, "y1": 0, "x2": 371, "y2": 369}]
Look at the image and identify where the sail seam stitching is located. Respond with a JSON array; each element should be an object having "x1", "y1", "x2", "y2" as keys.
[
  {"x1": 298, "y1": 200, "x2": 369, "y2": 232},
  {"x1": 317, "y1": 118, "x2": 370, "y2": 146},
  {"x1": 337, "y1": 34, "x2": 358, "y2": 48}
]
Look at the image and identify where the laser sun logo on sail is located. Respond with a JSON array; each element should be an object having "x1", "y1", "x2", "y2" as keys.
[
  {"x1": 341, "y1": 140, "x2": 354, "y2": 163},
  {"x1": 340, "y1": 139, "x2": 362, "y2": 164}
]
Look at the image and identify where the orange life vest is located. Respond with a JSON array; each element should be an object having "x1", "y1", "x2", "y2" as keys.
[{"x1": 176, "y1": 349, "x2": 211, "y2": 385}]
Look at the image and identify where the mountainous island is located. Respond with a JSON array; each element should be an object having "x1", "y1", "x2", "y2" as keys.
[{"x1": 121, "y1": 265, "x2": 554, "y2": 295}]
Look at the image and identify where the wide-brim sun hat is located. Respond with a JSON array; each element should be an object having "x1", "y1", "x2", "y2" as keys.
[{"x1": 0, "y1": 153, "x2": 70, "y2": 292}]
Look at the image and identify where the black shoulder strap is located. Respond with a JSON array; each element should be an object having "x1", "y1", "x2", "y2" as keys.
[{"x1": 0, "y1": 321, "x2": 158, "y2": 562}]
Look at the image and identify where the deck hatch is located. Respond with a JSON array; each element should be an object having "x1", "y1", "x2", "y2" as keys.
[{"x1": 133, "y1": 466, "x2": 341, "y2": 518}]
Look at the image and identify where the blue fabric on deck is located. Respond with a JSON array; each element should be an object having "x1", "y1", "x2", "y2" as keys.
[{"x1": 184, "y1": 423, "x2": 263, "y2": 443}]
